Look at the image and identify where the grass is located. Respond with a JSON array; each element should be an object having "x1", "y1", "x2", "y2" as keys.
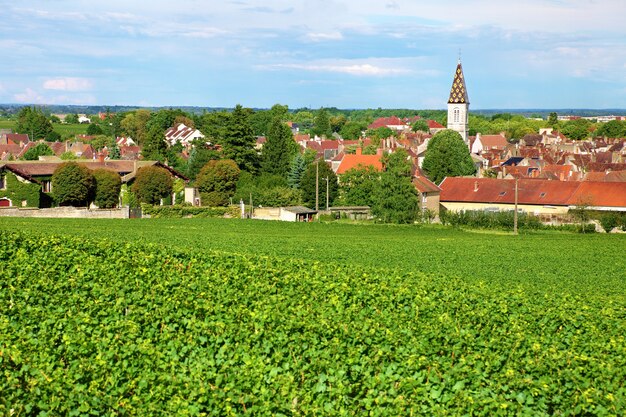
[
  {"x1": 2, "y1": 217, "x2": 625, "y2": 299},
  {"x1": 0, "y1": 120, "x2": 89, "y2": 138}
]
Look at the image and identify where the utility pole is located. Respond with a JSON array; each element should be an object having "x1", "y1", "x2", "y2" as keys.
[
  {"x1": 315, "y1": 160, "x2": 319, "y2": 211},
  {"x1": 513, "y1": 178, "x2": 519, "y2": 235},
  {"x1": 325, "y1": 176, "x2": 329, "y2": 210},
  {"x1": 249, "y1": 192, "x2": 253, "y2": 219}
]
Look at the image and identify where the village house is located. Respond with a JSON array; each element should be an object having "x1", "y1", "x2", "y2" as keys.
[{"x1": 164, "y1": 123, "x2": 206, "y2": 147}]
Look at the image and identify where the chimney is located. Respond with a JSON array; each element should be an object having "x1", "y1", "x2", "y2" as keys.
[
  {"x1": 474, "y1": 181, "x2": 479, "y2": 192},
  {"x1": 356, "y1": 147, "x2": 362, "y2": 156},
  {"x1": 376, "y1": 148, "x2": 383, "y2": 156},
  {"x1": 97, "y1": 152, "x2": 105, "y2": 163}
]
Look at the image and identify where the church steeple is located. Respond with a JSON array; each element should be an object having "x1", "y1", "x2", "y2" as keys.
[
  {"x1": 448, "y1": 61, "x2": 469, "y2": 105},
  {"x1": 447, "y1": 59, "x2": 469, "y2": 144}
]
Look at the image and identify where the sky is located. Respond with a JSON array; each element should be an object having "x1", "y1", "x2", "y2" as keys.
[{"x1": 1, "y1": 0, "x2": 626, "y2": 110}]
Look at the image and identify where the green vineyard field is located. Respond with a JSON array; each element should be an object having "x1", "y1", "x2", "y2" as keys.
[{"x1": 1, "y1": 219, "x2": 625, "y2": 415}]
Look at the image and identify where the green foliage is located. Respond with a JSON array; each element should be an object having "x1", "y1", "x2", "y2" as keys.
[
  {"x1": 596, "y1": 120, "x2": 626, "y2": 138},
  {"x1": 51, "y1": 162, "x2": 95, "y2": 207},
  {"x1": 339, "y1": 165, "x2": 379, "y2": 206},
  {"x1": 287, "y1": 153, "x2": 306, "y2": 188},
  {"x1": 60, "y1": 151, "x2": 78, "y2": 160},
  {"x1": 234, "y1": 172, "x2": 302, "y2": 207},
  {"x1": 422, "y1": 129, "x2": 475, "y2": 184},
  {"x1": 108, "y1": 143, "x2": 121, "y2": 159},
  {"x1": 196, "y1": 159, "x2": 240, "y2": 206},
  {"x1": 185, "y1": 142, "x2": 219, "y2": 180},
  {"x1": 86, "y1": 123, "x2": 103, "y2": 135},
  {"x1": 369, "y1": 126, "x2": 394, "y2": 140},
  {"x1": 561, "y1": 119, "x2": 592, "y2": 140},
  {"x1": 21, "y1": 142, "x2": 54, "y2": 160},
  {"x1": 131, "y1": 165, "x2": 173, "y2": 205},
  {"x1": 0, "y1": 171, "x2": 41, "y2": 207},
  {"x1": 90, "y1": 135, "x2": 112, "y2": 151},
  {"x1": 312, "y1": 108, "x2": 332, "y2": 138},
  {"x1": 339, "y1": 121, "x2": 365, "y2": 140},
  {"x1": 64, "y1": 113, "x2": 79, "y2": 124},
  {"x1": 141, "y1": 125, "x2": 167, "y2": 161},
  {"x1": 411, "y1": 119, "x2": 429, "y2": 133},
  {"x1": 93, "y1": 169, "x2": 122, "y2": 208},
  {"x1": 220, "y1": 105, "x2": 258, "y2": 172},
  {"x1": 16, "y1": 106, "x2": 53, "y2": 140},
  {"x1": 1, "y1": 226, "x2": 625, "y2": 415},
  {"x1": 440, "y1": 210, "x2": 543, "y2": 230},
  {"x1": 45, "y1": 130, "x2": 61, "y2": 142},
  {"x1": 547, "y1": 112, "x2": 559, "y2": 128},
  {"x1": 300, "y1": 161, "x2": 338, "y2": 208},
  {"x1": 371, "y1": 150, "x2": 419, "y2": 223},
  {"x1": 141, "y1": 204, "x2": 240, "y2": 218},
  {"x1": 261, "y1": 117, "x2": 296, "y2": 177}
]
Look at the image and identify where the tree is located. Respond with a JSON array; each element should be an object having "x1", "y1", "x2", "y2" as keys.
[
  {"x1": 186, "y1": 141, "x2": 220, "y2": 180},
  {"x1": 339, "y1": 165, "x2": 379, "y2": 207},
  {"x1": 339, "y1": 122, "x2": 365, "y2": 140},
  {"x1": 561, "y1": 119, "x2": 591, "y2": 141},
  {"x1": 371, "y1": 149, "x2": 419, "y2": 224},
  {"x1": 570, "y1": 195, "x2": 593, "y2": 233},
  {"x1": 52, "y1": 162, "x2": 95, "y2": 207},
  {"x1": 422, "y1": 129, "x2": 475, "y2": 184},
  {"x1": 22, "y1": 142, "x2": 54, "y2": 160},
  {"x1": 16, "y1": 107, "x2": 53, "y2": 140},
  {"x1": 108, "y1": 143, "x2": 121, "y2": 159},
  {"x1": 93, "y1": 169, "x2": 121, "y2": 208},
  {"x1": 411, "y1": 119, "x2": 430, "y2": 133},
  {"x1": 596, "y1": 120, "x2": 625, "y2": 138},
  {"x1": 299, "y1": 160, "x2": 338, "y2": 209},
  {"x1": 131, "y1": 166, "x2": 173, "y2": 205},
  {"x1": 261, "y1": 117, "x2": 297, "y2": 177},
  {"x1": 196, "y1": 159, "x2": 240, "y2": 206},
  {"x1": 65, "y1": 114, "x2": 79, "y2": 124},
  {"x1": 121, "y1": 109, "x2": 151, "y2": 144},
  {"x1": 141, "y1": 125, "x2": 167, "y2": 161},
  {"x1": 86, "y1": 123, "x2": 104, "y2": 135},
  {"x1": 369, "y1": 126, "x2": 394, "y2": 141},
  {"x1": 221, "y1": 105, "x2": 258, "y2": 172},
  {"x1": 330, "y1": 114, "x2": 347, "y2": 133},
  {"x1": 60, "y1": 151, "x2": 78, "y2": 160},
  {"x1": 547, "y1": 112, "x2": 559, "y2": 128},
  {"x1": 45, "y1": 131, "x2": 61, "y2": 142},
  {"x1": 312, "y1": 108, "x2": 332, "y2": 138}
]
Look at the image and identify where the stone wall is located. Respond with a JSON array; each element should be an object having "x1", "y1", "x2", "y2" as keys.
[{"x1": 0, "y1": 206, "x2": 130, "y2": 219}]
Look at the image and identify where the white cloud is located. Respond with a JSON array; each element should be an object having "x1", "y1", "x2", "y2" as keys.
[
  {"x1": 13, "y1": 88, "x2": 45, "y2": 104},
  {"x1": 304, "y1": 31, "x2": 344, "y2": 42},
  {"x1": 260, "y1": 61, "x2": 410, "y2": 77},
  {"x1": 43, "y1": 77, "x2": 93, "y2": 91}
]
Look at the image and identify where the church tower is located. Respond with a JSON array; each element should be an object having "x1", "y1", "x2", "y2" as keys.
[{"x1": 447, "y1": 60, "x2": 469, "y2": 144}]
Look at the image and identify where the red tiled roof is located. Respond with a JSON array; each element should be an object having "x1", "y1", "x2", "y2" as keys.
[
  {"x1": 440, "y1": 177, "x2": 581, "y2": 206},
  {"x1": 569, "y1": 182, "x2": 626, "y2": 207},
  {"x1": 413, "y1": 175, "x2": 441, "y2": 193},
  {"x1": 336, "y1": 150, "x2": 383, "y2": 174},
  {"x1": 584, "y1": 170, "x2": 626, "y2": 182},
  {"x1": 427, "y1": 120, "x2": 445, "y2": 129},
  {"x1": 479, "y1": 134, "x2": 508, "y2": 149},
  {"x1": 5, "y1": 133, "x2": 29, "y2": 144},
  {"x1": 368, "y1": 116, "x2": 405, "y2": 130}
]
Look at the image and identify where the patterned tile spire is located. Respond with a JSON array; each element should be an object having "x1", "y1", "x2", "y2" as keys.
[{"x1": 448, "y1": 61, "x2": 469, "y2": 105}]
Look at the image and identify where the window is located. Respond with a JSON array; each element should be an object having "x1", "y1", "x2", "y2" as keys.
[
  {"x1": 499, "y1": 191, "x2": 507, "y2": 196},
  {"x1": 0, "y1": 175, "x2": 5, "y2": 190},
  {"x1": 453, "y1": 108, "x2": 460, "y2": 123}
]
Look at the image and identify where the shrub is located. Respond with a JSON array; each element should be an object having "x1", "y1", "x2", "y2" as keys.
[
  {"x1": 196, "y1": 159, "x2": 240, "y2": 206},
  {"x1": 131, "y1": 166, "x2": 173, "y2": 205},
  {"x1": 51, "y1": 162, "x2": 95, "y2": 207},
  {"x1": 93, "y1": 169, "x2": 122, "y2": 208}
]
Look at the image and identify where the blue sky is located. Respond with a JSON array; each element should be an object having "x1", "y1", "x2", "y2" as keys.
[{"x1": 1, "y1": 0, "x2": 625, "y2": 109}]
